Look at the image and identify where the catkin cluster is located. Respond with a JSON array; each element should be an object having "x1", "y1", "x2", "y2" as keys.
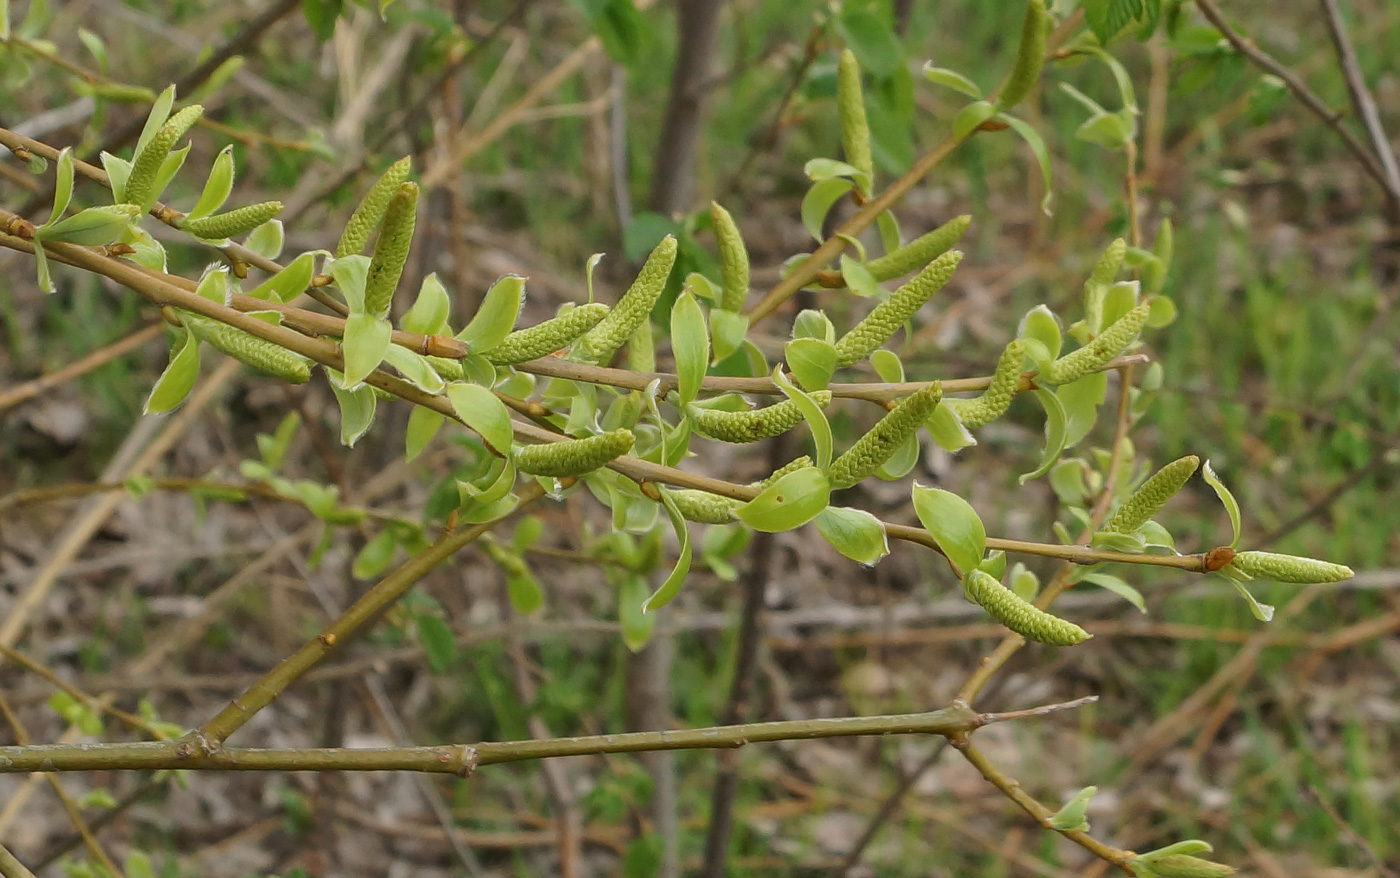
[
  {"x1": 485, "y1": 303, "x2": 610, "y2": 365},
  {"x1": 691, "y1": 391, "x2": 833, "y2": 443},
  {"x1": 126, "y1": 104, "x2": 204, "y2": 207},
  {"x1": 864, "y1": 214, "x2": 971, "y2": 282},
  {"x1": 337, "y1": 156, "x2": 413, "y2": 258},
  {"x1": 963, "y1": 568, "x2": 1089, "y2": 646},
  {"x1": 1043, "y1": 300, "x2": 1150, "y2": 386},
  {"x1": 1100, "y1": 455, "x2": 1199, "y2": 534},
  {"x1": 574, "y1": 236, "x2": 678, "y2": 365},
  {"x1": 513, "y1": 429, "x2": 635, "y2": 478},
  {"x1": 947, "y1": 340, "x2": 1026, "y2": 428},
  {"x1": 1227, "y1": 551, "x2": 1354, "y2": 584},
  {"x1": 834, "y1": 250, "x2": 963, "y2": 368},
  {"x1": 182, "y1": 201, "x2": 282, "y2": 240},
  {"x1": 826, "y1": 384, "x2": 942, "y2": 490},
  {"x1": 180, "y1": 313, "x2": 312, "y2": 383}
]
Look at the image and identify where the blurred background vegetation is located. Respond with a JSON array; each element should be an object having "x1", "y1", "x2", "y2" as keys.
[{"x1": 0, "y1": 0, "x2": 1396, "y2": 875}]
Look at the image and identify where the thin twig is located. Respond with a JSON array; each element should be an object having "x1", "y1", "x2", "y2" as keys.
[
  {"x1": 1316, "y1": 0, "x2": 1400, "y2": 205},
  {"x1": 0, "y1": 321, "x2": 164, "y2": 413}
]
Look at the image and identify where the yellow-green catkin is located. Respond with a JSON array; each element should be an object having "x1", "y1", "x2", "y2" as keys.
[
  {"x1": 826, "y1": 384, "x2": 942, "y2": 489},
  {"x1": 427, "y1": 356, "x2": 466, "y2": 381},
  {"x1": 513, "y1": 429, "x2": 635, "y2": 477},
  {"x1": 1089, "y1": 237, "x2": 1127, "y2": 289},
  {"x1": 485, "y1": 302, "x2": 610, "y2": 365},
  {"x1": 998, "y1": 0, "x2": 1050, "y2": 110},
  {"x1": 575, "y1": 236, "x2": 677, "y2": 365},
  {"x1": 865, "y1": 214, "x2": 971, "y2": 282},
  {"x1": 182, "y1": 201, "x2": 283, "y2": 239},
  {"x1": 710, "y1": 202, "x2": 749, "y2": 312},
  {"x1": 668, "y1": 489, "x2": 741, "y2": 524},
  {"x1": 337, "y1": 156, "x2": 413, "y2": 258},
  {"x1": 363, "y1": 182, "x2": 418, "y2": 318},
  {"x1": 125, "y1": 104, "x2": 203, "y2": 207},
  {"x1": 834, "y1": 250, "x2": 963, "y2": 368},
  {"x1": 181, "y1": 313, "x2": 312, "y2": 383},
  {"x1": 837, "y1": 49, "x2": 873, "y2": 191},
  {"x1": 947, "y1": 340, "x2": 1025, "y2": 428},
  {"x1": 1044, "y1": 300, "x2": 1150, "y2": 385},
  {"x1": 753, "y1": 455, "x2": 815, "y2": 489},
  {"x1": 1101, "y1": 455, "x2": 1199, "y2": 534},
  {"x1": 963, "y1": 568, "x2": 1090, "y2": 646},
  {"x1": 1144, "y1": 855, "x2": 1236, "y2": 878},
  {"x1": 1228, "y1": 551, "x2": 1354, "y2": 584},
  {"x1": 691, "y1": 391, "x2": 833, "y2": 443}
]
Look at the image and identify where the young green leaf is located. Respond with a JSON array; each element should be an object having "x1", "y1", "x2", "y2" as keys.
[
  {"x1": 328, "y1": 378, "x2": 377, "y2": 447},
  {"x1": 619, "y1": 572, "x2": 656, "y2": 651},
  {"x1": 815, "y1": 506, "x2": 889, "y2": 565},
  {"x1": 339, "y1": 312, "x2": 393, "y2": 388},
  {"x1": 1048, "y1": 785, "x2": 1097, "y2": 832},
  {"x1": 784, "y1": 337, "x2": 838, "y2": 391},
  {"x1": 447, "y1": 382, "x2": 515, "y2": 454},
  {"x1": 953, "y1": 100, "x2": 997, "y2": 139},
  {"x1": 1201, "y1": 460, "x2": 1241, "y2": 549},
  {"x1": 187, "y1": 145, "x2": 235, "y2": 221},
  {"x1": 801, "y1": 177, "x2": 855, "y2": 242},
  {"x1": 247, "y1": 251, "x2": 318, "y2": 304},
  {"x1": 772, "y1": 366, "x2": 834, "y2": 469},
  {"x1": 911, "y1": 484, "x2": 986, "y2": 574},
  {"x1": 144, "y1": 327, "x2": 200, "y2": 413},
  {"x1": 402, "y1": 273, "x2": 451, "y2": 336},
  {"x1": 36, "y1": 204, "x2": 141, "y2": 246},
  {"x1": 735, "y1": 466, "x2": 831, "y2": 533},
  {"x1": 417, "y1": 613, "x2": 458, "y2": 672},
  {"x1": 670, "y1": 289, "x2": 708, "y2": 405},
  {"x1": 922, "y1": 64, "x2": 982, "y2": 98},
  {"x1": 459, "y1": 274, "x2": 526, "y2": 353},
  {"x1": 642, "y1": 491, "x2": 694, "y2": 612},
  {"x1": 1020, "y1": 389, "x2": 1068, "y2": 483},
  {"x1": 709, "y1": 309, "x2": 749, "y2": 364}
]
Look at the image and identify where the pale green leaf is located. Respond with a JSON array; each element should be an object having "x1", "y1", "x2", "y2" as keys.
[
  {"x1": 911, "y1": 484, "x2": 986, "y2": 574},
  {"x1": 642, "y1": 491, "x2": 693, "y2": 612},
  {"x1": 709, "y1": 308, "x2": 748, "y2": 364},
  {"x1": 815, "y1": 506, "x2": 889, "y2": 565},
  {"x1": 922, "y1": 64, "x2": 982, "y2": 98},
  {"x1": 247, "y1": 251, "x2": 318, "y2": 303},
  {"x1": 670, "y1": 290, "x2": 709, "y2": 405},
  {"x1": 801, "y1": 177, "x2": 854, "y2": 242},
  {"x1": 328, "y1": 377, "x2": 377, "y2": 446},
  {"x1": 188, "y1": 145, "x2": 235, "y2": 220},
  {"x1": 383, "y1": 344, "x2": 447, "y2": 393},
  {"x1": 1080, "y1": 571, "x2": 1145, "y2": 612},
  {"x1": 1202, "y1": 459, "x2": 1241, "y2": 549},
  {"x1": 448, "y1": 382, "x2": 514, "y2": 454},
  {"x1": 458, "y1": 274, "x2": 524, "y2": 353},
  {"x1": 953, "y1": 100, "x2": 997, "y2": 139},
  {"x1": 144, "y1": 328, "x2": 200, "y2": 413},
  {"x1": 35, "y1": 204, "x2": 140, "y2": 246},
  {"x1": 339, "y1": 312, "x2": 392, "y2": 388},
  {"x1": 1020, "y1": 388, "x2": 1068, "y2": 483},
  {"x1": 402, "y1": 272, "x2": 451, "y2": 336},
  {"x1": 784, "y1": 337, "x2": 837, "y2": 391},
  {"x1": 405, "y1": 404, "x2": 445, "y2": 461},
  {"x1": 735, "y1": 466, "x2": 831, "y2": 532},
  {"x1": 772, "y1": 365, "x2": 833, "y2": 470}
]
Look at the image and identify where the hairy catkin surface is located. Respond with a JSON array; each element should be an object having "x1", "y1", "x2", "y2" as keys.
[
  {"x1": 948, "y1": 340, "x2": 1025, "y2": 428},
  {"x1": 837, "y1": 49, "x2": 873, "y2": 188},
  {"x1": 337, "y1": 156, "x2": 413, "y2": 258},
  {"x1": 363, "y1": 183, "x2": 418, "y2": 318},
  {"x1": 826, "y1": 384, "x2": 942, "y2": 489},
  {"x1": 1044, "y1": 300, "x2": 1149, "y2": 386},
  {"x1": 513, "y1": 429, "x2": 635, "y2": 477},
  {"x1": 181, "y1": 313, "x2": 311, "y2": 383},
  {"x1": 963, "y1": 568, "x2": 1090, "y2": 646},
  {"x1": 183, "y1": 201, "x2": 282, "y2": 239},
  {"x1": 125, "y1": 104, "x2": 204, "y2": 207},
  {"x1": 486, "y1": 303, "x2": 610, "y2": 365},
  {"x1": 834, "y1": 250, "x2": 963, "y2": 368},
  {"x1": 691, "y1": 391, "x2": 833, "y2": 443},
  {"x1": 1228, "y1": 551, "x2": 1354, "y2": 583},
  {"x1": 1100, "y1": 455, "x2": 1200, "y2": 534},
  {"x1": 710, "y1": 202, "x2": 750, "y2": 313},
  {"x1": 865, "y1": 214, "x2": 971, "y2": 282},
  {"x1": 575, "y1": 236, "x2": 677, "y2": 365},
  {"x1": 667, "y1": 490, "x2": 741, "y2": 524}
]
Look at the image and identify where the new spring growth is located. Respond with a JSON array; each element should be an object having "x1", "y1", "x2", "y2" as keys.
[
  {"x1": 998, "y1": 0, "x2": 1050, "y2": 110},
  {"x1": 963, "y1": 568, "x2": 1090, "y2": 646},
  {"x1": 691, "y1": 391, "x2": 834, "y2": 443},
  {"x1": 947, "y1": 340, "x2": 1025, "y2": 428},
  {"x1": 837, "y1": 49, "x2": 873, "y2": 192},
  {"x1": 864, "y1": 214, "x2": 971, "y2": 282},
  {"x1": 1226, "y1": 551, "x2": 1354, "y2": 584},
  {"x1": 513, "y1": 429, "x2": 635, "y2": 478},
  {"x1": 1043, "y1": 299, "x2": 1150, "y2": 385},
  {"x1": 575, "y1": 235, "x2": 677, "y2": 365},
  {"x1": 181, "y1": 201, "x2": 283, "y2": 240},
  {"x1": 710, "y1": 202, "x2": 749, "y2": 312},
  {"x1": 668, "y1": 490, "x2": 741, "y2": 524},
  {"x1": 834, "y1": 250, "x2": 963, "y2": 368},
  {"x1": 826, "y1": 384, "x2": 942, "y2": 490},
  {"x1": 1141, "y1": 856, "x2": 1236, "y2": 878},
  {"x1": 337, "y1": 156, "x2": 413, "y2": 258},
  {"x1": 125, "y1": 104, "x2": 203, "y2": 208},
  {"x1": 757, "y1": 455, "x2": 815, "y2": 488},
  {"x1": 363, "y1": 182, "x2": 418, "y2": 318},
  {"x1": 485, "y1": 302, "x2": 610, "y2": 365},
  {"x1": 180, "y1": 313, "x2": 312, "y2": 383},
  {"x1": 1100, "y1": 455, "x2": 1199, "y2": 534},
  {"x1": 1084, "y1": 237, "x2": 1127, "y2": 331}
]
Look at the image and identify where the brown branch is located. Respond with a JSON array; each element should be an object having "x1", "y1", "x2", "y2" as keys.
[{"x1": 1316, "y1": 0, "x2": 1400, "y2": 204}]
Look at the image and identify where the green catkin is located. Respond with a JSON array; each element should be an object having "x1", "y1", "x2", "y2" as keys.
[
  {"x1": 180, "y1": 313, "x2": 311, "y2": 383},
  {"x1": 1144, "y1": 855, "x2": 1236, "y2": 878},
  {"x1": 946, "y1": 340, "x2": 1026, "y2": 428},
  {"x1": 363, "y1": 182, "x2": 418, "y2": 318},
  {"x1": 575, "y1": 236, "x2": 678, "y2": 365},
  {"x1": 963, "y1": 568, "x2": 1090, "y2": 646},
  {"x1": 1090, "y1": 237, "x2": 1127, "y2": 289},
  {"x1": 668, "y1": 489, "x2": 741, "y2": 525},
  {"x1": 826, "y1": 384, "x2": 942, "y2": 490},
  {"x1": 337, "y1": 156, "x2": 413, "y2": 258},
  {"x1": 691, "y1": 391, "x2": 833, "y2": 443},
  {"x1": 998, "y1": 0, "x2": 1050, "y2": 110},
  {"x1": 182, "y1": 201, "x2": 283, "y2": 239},
  {"x1": 834, "y1": 250, "x2": 963, "y2": 368},
  {"x1": 484, "y1": 303, "x2": 610, "y2": 365},
  {"x1": 753, "y1": 456, "x2": 815, "y2": 489},
  {"x1": 1043, "y1": 300, "x2": 1150, "y2": 385},
  {"x1": 1101, "y1": 455, "x2": 1200, "y2": 534},
  {"x1": 865, "y1": 214, "x2": 972, "y2": 282},
  {"x1": 836, "y1": 49, "x2": 873, "y2": 190},
  {"x1": 427, "y1": 356, "x2": 466, "y2": 382},
  {"x1": 1227, "y1": 551, "x2": 1354, "y2": 584},
  {"x1": 513, "y1": 429, "x2": 635, "y2": 478},
  {"x1": 125, "y1": 104, "x2": 203, "y2": 207},
  {"x1": 710, "y1": 202, "x2": 750, "y2": 312}
]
